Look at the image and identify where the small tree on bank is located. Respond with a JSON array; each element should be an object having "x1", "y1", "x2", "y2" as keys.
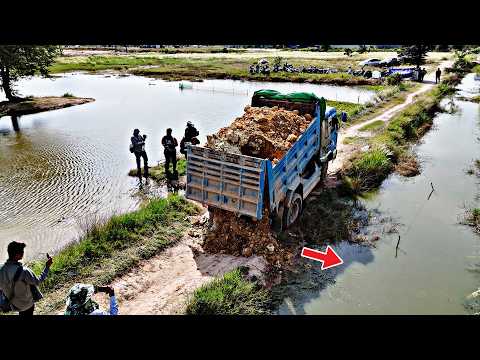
[
  {"x1": 358, "y1": 45, "x2": 368, "y2": 54},
  {"x1": 0, "y1": 45, "x2": 60, "y2": 102},
  {"x1": 398, "y1": 45, "x2": 431, "y2": 67},
  {"x1": 321, "y1": 44, "x2": 331, "y2": 52}
]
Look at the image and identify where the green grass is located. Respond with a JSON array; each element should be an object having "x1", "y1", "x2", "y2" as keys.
[
  {"x1": 30, "y1": 194, "x2": 199, "y2": 294},
  {"x1": 343, "y1": 149, "x2": 393, "y2": 193},
  {"x1": 128, "y1": 158, "x2": 187, "y2": 182},
  {"x1": 49, "y1": 55, "x2": 378, "y2": 85},
  {"x1": 326, "y1": 100, "x2": 365, "y2": 118},
  {"x1": 362, "y1": 84, "x2": 386, "y2": 92},
  {"x1": 185, "y1": 268, "x2": 272, "y2": 315},
  {"x1": 358, "y1": 120, "x2": 384, "y2": 132}
]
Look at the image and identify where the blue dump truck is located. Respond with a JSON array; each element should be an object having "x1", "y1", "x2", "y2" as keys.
[{"x1": 185, "y1": 90, "x2": 339, "y2": 231}]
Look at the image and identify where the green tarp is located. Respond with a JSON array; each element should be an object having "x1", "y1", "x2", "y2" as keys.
[{"x1": 253, "y1": 89, "x2": 326, "y2": 119}]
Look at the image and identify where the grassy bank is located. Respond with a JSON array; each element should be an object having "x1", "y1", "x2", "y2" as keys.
[
  {"x1": 128, "y1": 158, "x2": 187, "y2": 182},
  {"x1": 326, "y1": 100, "x2": 365, "y2": 118},
  {"x1": 341, "y1": 81, "x2": 456, "y2": 194},
  {"x1": 185, "y1": 267, "x2": 272, "y2": 315},
  {"x1": 49, "y1": 55, "x2": 379, "y2": 86},
  {"x1": 31, "y1": 195, "x2": 199, "y2": 313}
]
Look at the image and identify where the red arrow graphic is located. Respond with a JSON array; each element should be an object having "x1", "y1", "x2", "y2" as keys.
[{"x1": 301, "y1": 245, "x2": 344, "y2": 270}]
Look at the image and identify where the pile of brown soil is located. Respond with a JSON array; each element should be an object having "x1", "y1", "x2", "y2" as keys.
[
  {"x1": 203, "y1": 208, "x2": 295, "y2": 268},
  {"x1": 206, "y1": 105, "x2": 312, "y2": 163}
]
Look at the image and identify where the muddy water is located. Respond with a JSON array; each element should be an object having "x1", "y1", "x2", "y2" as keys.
[
  {"x1": 0, "y1": 73, "x2": 374, "y2": 261},
  {"x1": 278, "y1": 74, "x2": 480, "y2": 315}
]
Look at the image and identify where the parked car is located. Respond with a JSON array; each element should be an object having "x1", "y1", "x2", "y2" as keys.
[
  {"x1": 379, "y1": 57, "x2": 399, "y2": 66},
  {"x1": 358, "y1": 58, "x2": 382, "y2": 67}
]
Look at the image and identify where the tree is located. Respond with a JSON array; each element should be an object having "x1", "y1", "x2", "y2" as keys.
[
  {"x1": 0, "y1": 45, "x2": 59, "y2": 102},
  {"x1": 344, "y1": 48, "x2": 353, "y2": 57},
  {"x1": 321, "y1": 44, "x2": 331, "y2": 52},
  {"x1": 398, "y1": 45, "x2": 431, "y2": 67},
  {"x1": 358, "y1": 45, "x2": 368, "y2": 53}
]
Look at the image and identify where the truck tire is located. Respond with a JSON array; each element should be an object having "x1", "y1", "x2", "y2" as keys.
[{"x1": 283, "y1": 193, "x2": 303, "y2": 228}]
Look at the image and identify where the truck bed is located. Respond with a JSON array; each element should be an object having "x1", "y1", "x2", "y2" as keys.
[{"x1": 185, "y1": 104, "x2": 336, "y2": 220}]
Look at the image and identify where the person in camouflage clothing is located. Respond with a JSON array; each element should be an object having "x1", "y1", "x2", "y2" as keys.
[{"x1": 64, "y1": 283, "x2": 118, "y2": 315}]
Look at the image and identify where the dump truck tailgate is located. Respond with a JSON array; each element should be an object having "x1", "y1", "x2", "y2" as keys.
[{"x1": 185, "y1": 146, "x2": 267, "y2": 219}]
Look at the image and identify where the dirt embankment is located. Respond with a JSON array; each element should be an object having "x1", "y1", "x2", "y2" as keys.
[{"x1": 0, "y1": 96, "x2": 95, "y2": 117}]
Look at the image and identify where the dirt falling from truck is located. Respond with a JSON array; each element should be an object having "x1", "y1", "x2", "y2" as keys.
[
  {"x1": 202, "y1": 105, "x2": 315, "y2": 267},
  {"x1": 203, "y1": 208, "x2": 295, "y2": 268}
]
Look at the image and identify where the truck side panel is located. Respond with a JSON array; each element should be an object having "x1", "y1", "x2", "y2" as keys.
[{"x1": 186, "y1": 146, "x2": 267, "y2": 219}]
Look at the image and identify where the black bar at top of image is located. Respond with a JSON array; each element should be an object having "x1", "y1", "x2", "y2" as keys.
[{"x1": 1, "y1": 3, "x2": 479, "y2": 44}]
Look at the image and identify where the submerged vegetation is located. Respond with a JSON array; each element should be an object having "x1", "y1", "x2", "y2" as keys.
[{"x1": 128, "y1": 158, "x2": 187, "y2": 182}]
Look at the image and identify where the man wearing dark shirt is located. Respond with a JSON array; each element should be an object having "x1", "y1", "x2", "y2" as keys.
[
  {"x1": 180, "y1": 122, "x2": 200, "y2": 159},
  {"x1": 161, "y1": 128, "x2": 178, "y2": 174},
  {"x1": 131, "y1": 129, "x2": 148, "y2": 178},
  {"x1": 435, "y1": 68, "x2": 442, "y2": 84},
  {"x1": 184, "y1": 121, "x2": 199, "y2": 142}
]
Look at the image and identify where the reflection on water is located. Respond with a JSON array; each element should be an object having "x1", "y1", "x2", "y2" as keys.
[
  {"x1": 278, "y1": 73, "x2": 480, "y2": 314},
  {"x1": 0, "y1": 73, "x2": 375, "y2": 261}
]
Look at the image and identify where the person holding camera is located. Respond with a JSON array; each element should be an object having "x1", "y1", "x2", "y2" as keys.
[
  {"x1": 65, "y1": 284, "x2": 118, "y2": 315},
  {"x1": 0, "y1": 241, "x2": 52, "y2": 316},
  {"x1": 161, "y1": 128, "x2": 179, "y2": 174},
  {"x1": 180, "y1": 121, "x2": 200, "y2": 159},
  {"x1": 130, "y1": 128, "x2": 149, "y2": 178}
]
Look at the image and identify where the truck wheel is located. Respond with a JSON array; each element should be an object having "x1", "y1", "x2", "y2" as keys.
[{"x1": 284, "y1": 193, "x2": 303, "y2": 228}]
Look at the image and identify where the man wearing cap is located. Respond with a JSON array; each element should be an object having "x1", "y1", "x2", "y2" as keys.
[
  {"x1": 65, "y1": 284, "x2": 118, "y2": 315},
  {"x1": 184, "y1": 121, "x2": 199, "y2": 143},
  {"x1": 180, "y1": 121, "x2": 200, "y2": 159},
  {"x1": 0, "y1": 241, "x2": 53, "y2": 316}
]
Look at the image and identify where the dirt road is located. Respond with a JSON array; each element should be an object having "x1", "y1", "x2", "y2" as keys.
[
  {"x1": 329, "y1": 60, "x2": 452, "y2": 174},
  {"x1": 93, "y1": 211, "x2": 268, "y2": 315}
]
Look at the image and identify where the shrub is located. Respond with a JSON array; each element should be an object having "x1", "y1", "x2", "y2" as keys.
[
  {"x1": 344, "y1": 149, "x2": 393, "y2": 191},
  {"x1": 185, "y1": 268, "x2": 272, "y2": 315},
  {"x1": 386, "y1": 73, "x2": 402, "y2": 86},
  {"x1": 62, "y1": 92, "x2": 74, "y2": 97}
]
